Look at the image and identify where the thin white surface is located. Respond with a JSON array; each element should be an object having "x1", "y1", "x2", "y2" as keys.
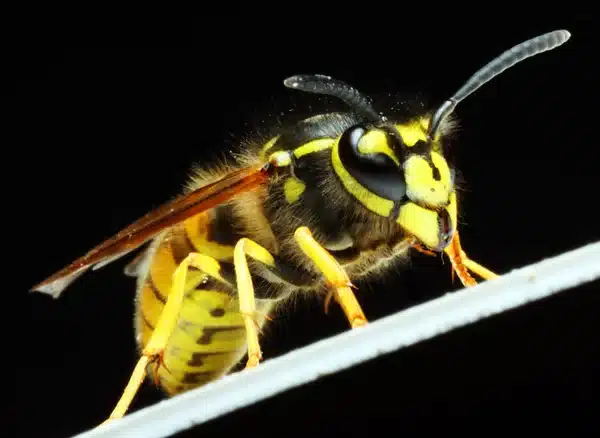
[{"x1": 74, "y1": 240, "x2": 600, "y2": 438}]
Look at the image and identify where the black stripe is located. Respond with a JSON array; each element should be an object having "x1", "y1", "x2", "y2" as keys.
[
  {"x1": 196, "y1": 325, "x2": 245, "y2": 345},
  {"x1": 186, "y1": 351, "x2": 237, "y2": 367},
  {"x1": 182, "y1": 371, "x2": 217, "y2": 385},
  {"x1": 148, "y1": 277, "x2": 167, "y2": 304},
  {"x1": 183, "y1": 228, "x2": 200, "y2": 254},
  {"x1": 142, "y1": 312, "x2": 155, "y2": 331}
]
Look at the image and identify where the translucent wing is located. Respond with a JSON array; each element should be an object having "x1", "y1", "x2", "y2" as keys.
[
  {"x1": 31, "y1": 164, "x2": 271, "y2": 298},
  {"x1": 122, "y1": 243, "x2": 155, "y2": 278}
]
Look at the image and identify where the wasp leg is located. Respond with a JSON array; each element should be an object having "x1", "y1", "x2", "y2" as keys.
[
  {"x1": 294, "y1": 226, "x2": 368, "y2": 328},
  {"x1": 99, "y1": 355, "x2": 150, "y2": 426},
  {"x1": 102, "y1": 253, "x2": 230, "y2": 424},
  {"x1": 444, "y1": 231, "x2": 499, "y2": 287},
  {"x1": 233, "y1": 237, "x2": 287, "y2": 369}
]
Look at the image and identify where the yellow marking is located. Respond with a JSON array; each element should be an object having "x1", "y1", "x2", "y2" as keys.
[
  {"x1": 149, "y1": 243, "x2": 205, "y2": 304},
  {"x1": 331, "y1": 139, "x2": 394, "y2": 217},
  {"x1": 179, "y1": 291, "x2": 242, "y2": 332},
  {"x1": 294, "y1": 227, "x2": 367, "y2": 328},
  {"x1": 397, "y1": 203, "x2": 440, "y2": 249},
  {"x1": 397, "y1": 192, "x2": 457, "y2": 250},
  {"x1": 268, "y1": 150, "x2": 292, "y2": 167},
  {"x1": 284, "y1": 176, "x2": 306, "y2": 204},
  {"x1": 184, "y1": 213, "x2": 235, "y2": 261},
  {"x1": 403, "y1": 151, "x2": 453, "y2": 207},
  {"x1": 447, "y1": 189, "x2": 457, "y2": 230},
  {"x1": 139, "y1": 313, "x2": 154, "y2": 347},
  {"x1": 293, "y1": 138, "x2": 334, "y2": 159},
  {"x1": 260, "y1": 136, "x2": 280, "y2": 159},
  {"x1": 148, "y1": 244, "x2": 178, "y2": 300},
  {"x1": 140, "y1": 284, "x2": 167, "y2": 329},
  {"x1": 183, "y1": 287, "x2": 233, "y2": 311},
  {"x1": 357, "y1": 130, "x2": 400, "y2": 166},
  {"x1": 394, "y1": 118, "x2": 429, "y2": 147},
  {"x1": 447, "y1": 192, "x2": 458, "y2": 236}
]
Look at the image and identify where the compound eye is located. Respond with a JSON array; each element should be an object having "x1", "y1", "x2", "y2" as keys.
[
  {"x1": 339, "y1": 125, "x2": 399, "y2": 170},
  {"x1": 337, "y1": 124, "x2": 407, "y2": 203}
]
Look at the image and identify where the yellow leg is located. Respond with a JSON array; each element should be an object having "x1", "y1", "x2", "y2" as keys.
[
  {"x1": 101, "y1": 253, "x2": 230, "y2": 424},
  {"x1": 444, "y1": 231, "x2": 499, "y2": 287},
  {"x1": 233, "y1": 238, "x2": 281, "y2": 369},
  {"x1": 294, "y1": 226, "x2": 367, "y2": 328},
  {"x1": 100, "y1": 356, "x2": 150, "y2": 426}
]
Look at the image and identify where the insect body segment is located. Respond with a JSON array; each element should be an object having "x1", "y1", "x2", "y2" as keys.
[
  {"x1": 30, "y1": 30, "x2": 570, "y2": 427},
  {"x1": 134, "y1": 209, "x2": 250, "y2": 396}
]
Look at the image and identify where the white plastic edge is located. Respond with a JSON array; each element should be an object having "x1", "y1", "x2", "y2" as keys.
[{"x1": 73, "y1": 240, "x2": 600, "y2": 438}]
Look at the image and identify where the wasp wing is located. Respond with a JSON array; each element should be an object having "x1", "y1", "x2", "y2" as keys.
[
  {"x1": 31, "y1": 164, "x2": 270, "y2": 298},
  {"x1": 122, "y1": 242, "x2": 155, "y2": 278}
]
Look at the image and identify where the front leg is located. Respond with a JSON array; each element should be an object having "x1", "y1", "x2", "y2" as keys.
[
  {"x1": 294, "y1": 226, "x2": 368, "y2": 329},
  {"x1": 444, "y1": 231, "x2": 499, "y2": 286}
]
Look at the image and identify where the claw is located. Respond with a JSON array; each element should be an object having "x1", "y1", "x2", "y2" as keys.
[
  {"x1": 245, "y1": 351, "x2": 261, "y2": 369},
  {"x1": 146, "y1": 350, "x2": 170, "y2": 386}
]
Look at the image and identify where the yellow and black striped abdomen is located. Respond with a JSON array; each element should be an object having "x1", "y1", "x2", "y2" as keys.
[{"x1": 134, "y1": 207, "x2": 272, "y2": 395}]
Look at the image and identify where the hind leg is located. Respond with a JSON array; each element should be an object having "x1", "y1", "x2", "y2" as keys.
[{"x1": 101, "y1": 253, "x2": 230, "y2": 424}]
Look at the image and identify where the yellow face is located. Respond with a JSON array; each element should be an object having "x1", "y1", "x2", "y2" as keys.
[
  {"x1": 332, "y1": 117, "x2": 457, "y2": 251},
  {"x1": 396, "y1": 191, "x2": 457, "y2": 251},
  {"x1": 396, "y1": 119, "x2": 456, "y2": 250}
]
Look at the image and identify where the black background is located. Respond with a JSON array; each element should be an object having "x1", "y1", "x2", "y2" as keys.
[{"x1": 17, "y1": 16, "x2": 599, "y2": 438}]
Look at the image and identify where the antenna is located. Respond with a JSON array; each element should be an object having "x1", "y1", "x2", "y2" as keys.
[
  {"x1": 284, "y1": 74, "x2": 384, "y2": 124},
  {"x1": 428, "y1": 30, "x2": 571, "y2": 139}
]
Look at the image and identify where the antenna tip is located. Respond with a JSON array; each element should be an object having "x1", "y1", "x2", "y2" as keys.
[
  {"x1": 283, "y1": 76, "x2": 301, "y2": 88},
  {"x1": 284, "y1": 74, "x2": 333, "y2": 89},
  {"x1": 557, "y1": 29, "x2": 571, "y2": 42}
]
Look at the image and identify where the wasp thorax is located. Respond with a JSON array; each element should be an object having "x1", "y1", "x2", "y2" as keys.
[{"x1": 403, "y1": 151, "x2": 453, "y2": 209}]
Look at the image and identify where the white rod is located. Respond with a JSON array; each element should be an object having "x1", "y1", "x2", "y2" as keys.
[{"x1": 73, "y1": 240, "x2": 600, "y2": 438}]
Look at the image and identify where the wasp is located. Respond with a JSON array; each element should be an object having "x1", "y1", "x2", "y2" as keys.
[{"x1": 32, "y1": 30, "x2": 570, "y2": 425}]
